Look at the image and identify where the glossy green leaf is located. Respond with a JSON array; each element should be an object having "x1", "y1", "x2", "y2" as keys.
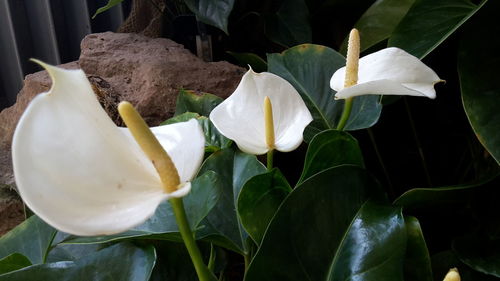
[
  {"x1": 393, "y1": 175, "x2": 497, "y2": 210},
  {"x1": 245, "y1": 165, "x2": 396, "y2": 281},
  {"x1": 92, "y1": 0, "x2": 124, "y2": 18},
  {"x1": 0, "y1": 216, "x2": 56, "y2": 264},
  {"x1": 46, "y1": 244, "x2": 107, "y2": 263},
  {"x1": 227, "y1": 52, "x2": 267, "y2": 72},
  {"x1": 237, "y1": 168, "x2": 291, "y2": 244},
  {"x1": 404, "y1": 216, "x2": 433, "y2": 281},
  {"x1": 175, "y1": 89, "x2": 223, "y2": 117},
  {"x1": 197, "y1": 148, "x2": 266, "y2": 253},
  {"x1": 0, "y1": 243, "x2": 155, "y2": 281},
  {"x1": 63, "y1": 171, "x2": 222, "y2": 244},
  {"x1": 299, "y1": 129, "x2": 364, "y2": 183},
  {"x1": 265, "y1": 0, "x2": 312, "y2": 47},
  {"x1": 453, "y1": 234, "x2": 500, "y2": 278},
  {"x1": 388, "y1": 0, "x2": 487, "y2": 58},
  {"x1": 459, "y1": 1, "x2": 500, "y2": 165},
  {"x1": 0, "y1": 254, "x2": 31, "y2": 275},
  {"x1": 341, "y1": 0, "x2": 416, "y2": 54},
  {"x1": 183, "y1": 0, "x2": 235, "y2": 33},
  {"x1": 268, "y1": 44, "x2": 382, "y2": 139}
]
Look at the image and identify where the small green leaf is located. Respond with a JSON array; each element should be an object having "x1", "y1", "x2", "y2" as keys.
[
  {"x1": 237, "y1": 168, "x2": 291, "y2": 244},
  {"x1": 388, "y1": 0, "x2": 487, "y2": 58},
  {"x1": 197, "y1": 148, "x2": 266, "y2": 253},
  {"x1": 268, "y1": 44, "x2": 382, "y2": 140},
  {"x1": 265, "y1": 0, "x2": 312, "y2": 47},
  {"x1": 183, "y1": 0, "x2": 235, "y2": 33},
  {"x1": 92, "y1": 0, "x2": 124, "y2": 18},
  {"x1": 175, "y1": 89, "x2": 224, "y2": 117},
  {"x1": 227, "y1": 52, "x2": 267, "y2": 72},
  {"x1": 340, "y1": 0, "x2": 416, "y2": 54},
  {"x1": 161, "y1": 113, "x2": 231, "y2": 152},
  {"x1": 404, "y1": 216, "x2": 433, "y2": 281},
  {"x1": 459, "y1": 0, "x2": 500, "y2": 165},
  {"x1": 0, "y1": 254, "x2": 31, "y2": 275},
  {"x1": 63, "y1": 171, "x2": 222, "y2": 244},
  {"x1": 197, "y1": 117, "x2": 232, "y2": 152},
  {"x1": 161, "y1": 112, "x2": 200, "y2": 125},
  {"x1": 299, "y1": 129, "x2": 364, "y2": 183},
  {"x1": 0, "y1": 216, "x2": 56, "y2": 264},
  {"x1": 0, "y1": 243, "x2": 155, "y2": 281}
]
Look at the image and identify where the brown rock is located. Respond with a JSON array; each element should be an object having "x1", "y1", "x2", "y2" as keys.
[
  {"x1": 79, "y1": 32, "x2": 244, "y2": 125},
  {"x1": 0, "y1": 32, "x2": 244, "y2": 150}
]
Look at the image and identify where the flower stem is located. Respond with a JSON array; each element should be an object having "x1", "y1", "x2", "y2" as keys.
[
  {"x1": 336, "y1": 98, "x2": 353, "y2": 131},
  {"x1": 266, "y1": 149, "x2": 274, "y2": 171},
  {"x1": 170, "y1": 197, "x2": 215, "y2": 281}
]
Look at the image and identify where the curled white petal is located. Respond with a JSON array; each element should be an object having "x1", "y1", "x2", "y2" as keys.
[
  {"x1": 12, "y1": 62, "x2": 201, "y2": 236},
  {"x1": 210, "y1": 69, "x2": 312, "y2": 154},
  {"x1": 330, "y1": 47, "x2": 441, "y2": 99}
]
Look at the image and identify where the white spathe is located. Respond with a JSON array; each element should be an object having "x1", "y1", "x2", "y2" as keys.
[
  {"x1": 209, "y1": 69, "x2": 313, "y2": 155},
  {"x1": 12, "y1": 62, "x2": 205, "y2": 236},
  {"x1": 330, "y1": 47, "x2": 442, "y2": 99}
]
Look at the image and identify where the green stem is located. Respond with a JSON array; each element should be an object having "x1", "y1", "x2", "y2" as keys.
[
  {"x1": 403, "y1": 97, "x2": 432, "y2": 187},
  {"x1": 266, "y1": 149, "x2": 274, "y2": 171},
  {"x1": 170, "y1": 197, "x2": 214, "y2": 281},
  {"x1": 42, "y1": 230, "x2": 57, "y2": 263},
  {"x1": 367, "y1": 128, "x2": 394, "y2": 198},
  {"x1": 336, "y1": 98, "x2": 353, "y2": 130},
  {"x1": 208, "y1": 244, "x2": 216, "y2": 272}
]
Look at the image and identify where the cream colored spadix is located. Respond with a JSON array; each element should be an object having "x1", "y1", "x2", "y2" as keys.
[
  {"x1": 330, "y1": 47, "x2": 442, "y2": 99},
  {"x1": 443, "y1": 268, "x2": 460, "y2": 281},
  {"x1": 12, "y1": 61, "x2": 205, "y2": 236},
  {"x1": 209, "y1": 69, "x2": 313, "y2": 155}
]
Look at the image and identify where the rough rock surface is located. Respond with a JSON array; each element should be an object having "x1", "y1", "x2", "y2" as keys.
[
  {"x1": 0, "y1": 32, "x2": 245, "y2": 236},
  {"x1": 79, "y1": 32, "x2": 244, "y2": 126}
]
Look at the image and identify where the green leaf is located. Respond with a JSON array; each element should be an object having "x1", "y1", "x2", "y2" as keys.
[
  {"x1": 63, "y1": 171, "x2": 222, "y2": 244},
  {"x1": 459, "y1": 0, "x2": 500, "y2": 165},
  {"x1": 198, "y1": 117, "x2": 232, "y2": 152},
  {"x1": 393, "y1": 175, "x2": 498, "y2": 210},
  {"x1": 267, "y1": 44, "x2": 382, "y2": 140},
  {"x1": 183, "y1": 0, "x2": 235, "y2": 33},
  {"x1": 245, "y1": 166, "x2": 397, "y2": 281},
  {"x1": 161, "y1": 112, "x2": 200, "y2": 125},
  {"x1": 0, "y1": 216, "x2": 56, "y2": 264},
  {"x1": 237, "y1": 168, "x2": 291, "y2": 245},
  {"x1": 341, "y1": 0, "x2": 416, "y2": 54},
  {"x1": 197, "y1": 148, "x2": 266, "y2": 253},
  {"x1": 265, "y1": 0, "x2": 312, "y2": 47},
  {"x1": 299, "y1": 129, "x2": 364, "y2": 183},
  {"x1": 404, "y1": 216, "x2": 433, "y2": 281},
  {"x1": 175, "y1": 89, "x2": 224, "y2": 117},
  {"x1": 0, "y1": 254, "x2": 31, "y2": 275},
  {"x1": 431, "y1": 251, "x2": 499, "y2": 281},
  {"x1": 92, "y1": 0, "x2": 124, "y2": 18},
  {"x1": 0, "y1": 243, "x2": 155, "y2": 281},
  {"x1": 227, "y1": 52, "x2": 267, "y2": 72},
  {"x1": 388, "y1": 0, "x2": 487, "y2": 58},
  {"x1": 453, "y1": 234, "x2": 500, "y2": 278},
  {"x1": 161, "y1": 113, "x2": 231, "y2": 153}
]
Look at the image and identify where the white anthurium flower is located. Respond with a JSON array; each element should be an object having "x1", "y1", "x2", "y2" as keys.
[
  {"x1": 330, "y1": 47, "x2": 443, "y2": 99},
  {"x1": 12, "y1": 62, "x2": 205, "y2": 236},
  {"x1": 209, "y1": 69, "x2": 313, "y2": 155}
]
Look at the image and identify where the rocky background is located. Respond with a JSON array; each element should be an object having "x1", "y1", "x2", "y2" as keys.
[{"x1": 0, "y1": 32, "x2": 244, "y2": 235}]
